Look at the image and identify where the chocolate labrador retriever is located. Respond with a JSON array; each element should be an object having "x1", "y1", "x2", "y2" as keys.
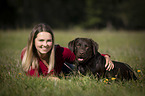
[{"x1": 68, "y1": 38, "x2": 137, "y2": 81}]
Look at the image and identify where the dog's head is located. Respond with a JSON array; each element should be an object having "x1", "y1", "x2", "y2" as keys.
[{"x1": 68, "y1": 38, "x2": 99, "y2": 63}]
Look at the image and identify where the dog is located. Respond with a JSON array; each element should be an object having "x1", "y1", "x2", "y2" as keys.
[{"x1": 68, "y1": 38, "x2": 137, "y2": 81}]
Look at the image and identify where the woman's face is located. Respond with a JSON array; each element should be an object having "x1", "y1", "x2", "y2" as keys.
[{"x1": 35, "y1": 32, "x2": 53, "y2": 55}]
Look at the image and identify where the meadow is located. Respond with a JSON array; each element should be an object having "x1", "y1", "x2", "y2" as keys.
[{"x1": 0, "y1": 29, "x2": 145, "y2": 96}]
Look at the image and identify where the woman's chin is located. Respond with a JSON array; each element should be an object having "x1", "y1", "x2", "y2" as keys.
[
  {"x1": 38, "y1": 50, "x2": 49, "y2": 55},
  {"x1": 41, "y1": 51, "x2": 48, "y2": 54}
]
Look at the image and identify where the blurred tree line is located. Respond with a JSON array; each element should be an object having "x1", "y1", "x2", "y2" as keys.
[{"x1": 0, "y1": 0, "x2": 145, "y2": 30}]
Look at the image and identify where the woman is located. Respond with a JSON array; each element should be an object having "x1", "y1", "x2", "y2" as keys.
[{"x1": 21, "y1": 23, "x2": 114, "y2": 78}]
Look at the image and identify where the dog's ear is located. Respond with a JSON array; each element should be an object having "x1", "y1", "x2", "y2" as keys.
[
  {"x1": 90, "y1": 39, "x2": 99, "y2": 55},
  {"x1": 68, "y1": 39, "x2": 76, "y2": 52}
]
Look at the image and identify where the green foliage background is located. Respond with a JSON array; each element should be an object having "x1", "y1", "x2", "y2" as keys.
[
  {"x1": 0, "y1": 29, "x2": 145, "y2": 96},
  {"x1": 1, "y1": 0, "x2": 145, "y2": 29}
]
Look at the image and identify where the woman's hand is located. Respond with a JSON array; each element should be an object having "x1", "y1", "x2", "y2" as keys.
[
  {"x1": 104, "y1": 55, "x2": 114, "y2": 71},
  {"x1": 47, "y1": 77, "x2": 60, "y2": 81}
]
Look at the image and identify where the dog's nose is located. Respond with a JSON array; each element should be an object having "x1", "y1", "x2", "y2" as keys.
[{"x1": 79, "y1": 50, "x2": 85, "y2": 55}]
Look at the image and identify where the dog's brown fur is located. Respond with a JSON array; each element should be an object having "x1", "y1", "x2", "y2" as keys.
[{"x1": 68, "y1": 38, "x2": 137, "y2": 81}]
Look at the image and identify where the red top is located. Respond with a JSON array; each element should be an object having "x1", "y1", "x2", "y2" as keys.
[{"x1": 21, "y1": 45, "x2": 76, "y2": 77}]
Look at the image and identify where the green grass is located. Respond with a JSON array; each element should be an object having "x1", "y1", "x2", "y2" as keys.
[{"x1": 0, "y1": 29, "x2": 145, "y2": 96}]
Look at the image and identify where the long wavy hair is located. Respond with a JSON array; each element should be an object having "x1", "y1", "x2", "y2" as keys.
[{"x1": 22, "y1": 23, "x2": 55, "y2": 73}]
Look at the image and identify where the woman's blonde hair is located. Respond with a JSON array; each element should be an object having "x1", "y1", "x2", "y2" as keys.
[{"x1": 22, "y1": 23, "x2": 55, "y2": 73}]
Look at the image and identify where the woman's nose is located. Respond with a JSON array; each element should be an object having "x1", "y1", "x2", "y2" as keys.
[{"x1": 43, "y1": 41, "x2": 47, "y2": 46}]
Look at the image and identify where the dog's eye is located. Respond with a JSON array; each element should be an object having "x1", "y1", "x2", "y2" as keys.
[
  {"x1": 85, "y1": 45, "x2": 89, "y2": 49},
  {"x1": 76, "y1": 43, "x2": 81, "y2": 47}
]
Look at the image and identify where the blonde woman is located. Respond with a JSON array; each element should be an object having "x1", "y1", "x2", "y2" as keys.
[{"x1": 21, "y1": 23, "x2": 114, "y2": 78}]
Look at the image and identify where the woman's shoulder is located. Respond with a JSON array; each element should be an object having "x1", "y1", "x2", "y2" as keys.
[
  {"x1": 55, "y1": 44, "x2": 75, "y2": 58},
  {"x1": 55, "y1": 44, "x2": 71, "y2": 53}
]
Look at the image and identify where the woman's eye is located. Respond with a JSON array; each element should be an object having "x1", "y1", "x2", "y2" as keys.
[
  {"x1": 47, "y1": 39, "x2": 52, "y2": 42},
  {"x1": 39, "y1": 39, "x2": 44, "y2": 42}
]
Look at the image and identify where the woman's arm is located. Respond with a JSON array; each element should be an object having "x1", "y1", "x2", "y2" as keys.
[
  {"x1": 101, "y1": 54, "x2": 114, "y2": 71},
  {"x1": 26, "y1": 67, "x2": 39, "y2": 77},
  {"x1": 63, "y1": 47, "x2": 76, "y2": 63},
  {"x1": 47, "y1": 76, "x2": 60, "y2": 81},
  {"x1": 61, "y1": 46, "x2": 114, "y2": 71}
]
